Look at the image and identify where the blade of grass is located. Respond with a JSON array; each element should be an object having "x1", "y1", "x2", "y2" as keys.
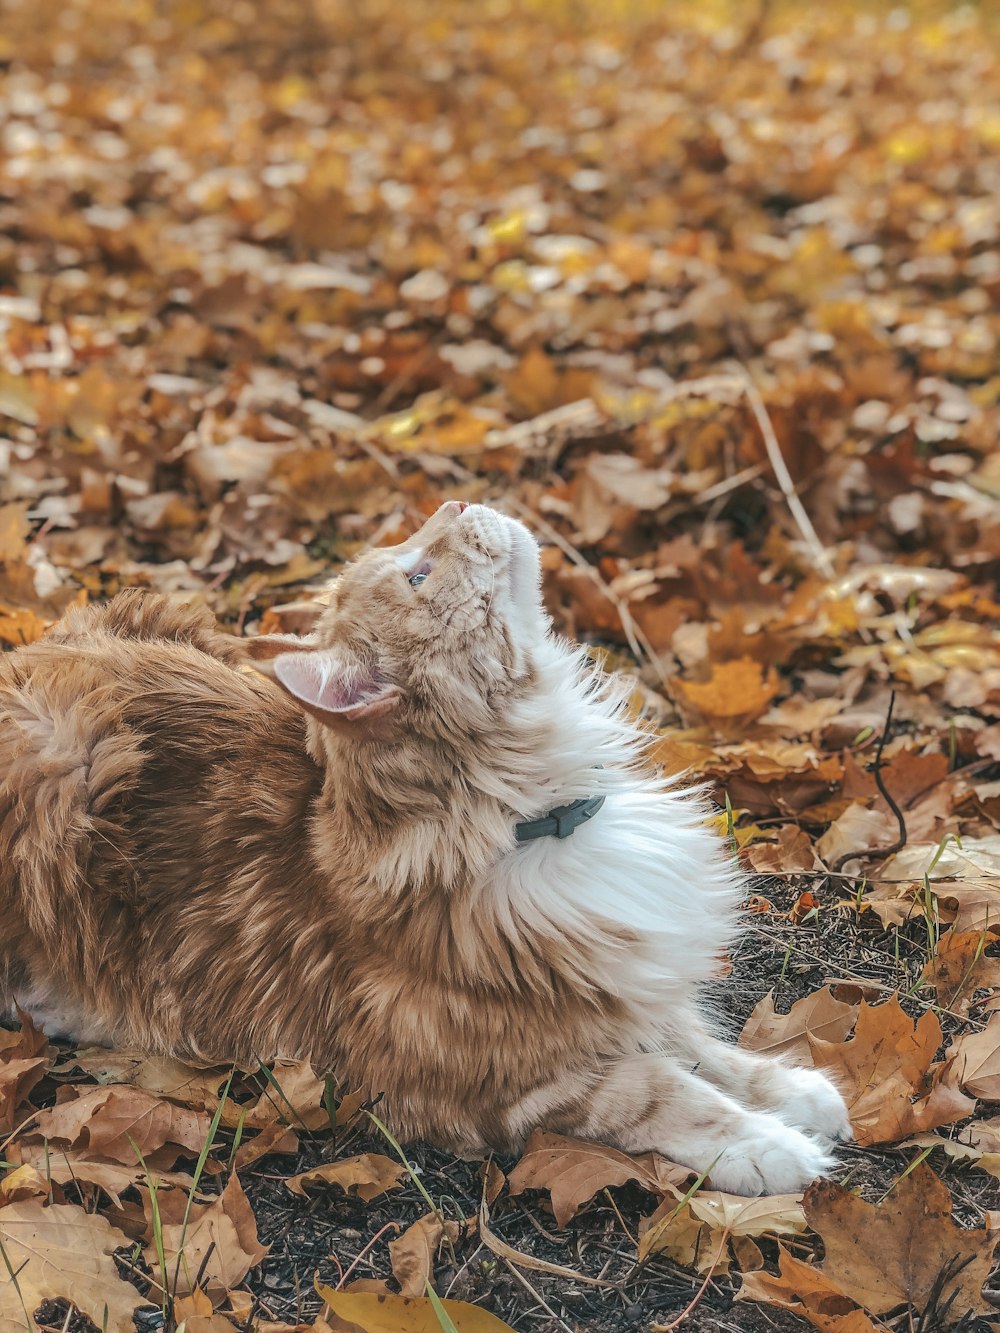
[
  {"x1": 0, "y1": 1234, "x2": 33, "y2": 1332},
  {"x1": 424, "y1": 1281, "x2": 460, "y2": 1333},
  {"x1": 169, "y1": 1067, "x2": 235, "y2": 1302},
  {"x1": 365, "y1": 1110, "x2": 441, "y2": 1223}
]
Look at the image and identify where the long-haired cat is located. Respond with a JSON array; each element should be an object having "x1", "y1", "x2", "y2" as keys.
[{"x1": 0, "y1": 502, "x2": 849, "y2": 1194}]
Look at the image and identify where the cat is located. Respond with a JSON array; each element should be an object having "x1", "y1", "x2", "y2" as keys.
[{"x1": 0, "y1": 501, "x2": 850, "y2": 1195}]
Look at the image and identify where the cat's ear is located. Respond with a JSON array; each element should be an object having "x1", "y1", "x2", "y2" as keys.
[{"x1": 271, "y1": 651, "x2": 402, "y2": 732}]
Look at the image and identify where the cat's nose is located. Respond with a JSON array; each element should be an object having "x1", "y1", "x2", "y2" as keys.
[{"x1": 452, "y1": 500, "x2": 469, "y2": 513}]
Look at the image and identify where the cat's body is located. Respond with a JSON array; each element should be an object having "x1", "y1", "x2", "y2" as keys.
[{"x1": 0, "y1": 503, "x2": 849, "y2": 1193}]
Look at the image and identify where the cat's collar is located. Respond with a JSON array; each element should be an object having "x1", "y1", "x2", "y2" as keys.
[{"x1": 514, "y1": 794, "x2": 606, "y2": 844}]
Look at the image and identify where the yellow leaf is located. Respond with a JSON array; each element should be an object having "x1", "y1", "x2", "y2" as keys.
[{"x1": 316, "y1": 1283, "x2": 517, "y2": 1332}]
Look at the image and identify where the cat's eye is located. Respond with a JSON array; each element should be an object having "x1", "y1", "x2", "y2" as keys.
[{"x1": 408, "y1": 572, "x2": 429, "y2": 588}]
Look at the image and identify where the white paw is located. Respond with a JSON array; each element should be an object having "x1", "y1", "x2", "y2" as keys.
[
  {"x1": 772, "y1": 1066, "x2": 853, "y2": 1145},
  {"x1": 708, "y1": 1114, "x2": 835, "y2": 1197}
]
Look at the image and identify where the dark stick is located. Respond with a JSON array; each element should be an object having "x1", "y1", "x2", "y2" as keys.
[{"x1": 833, "y1": 689, "x2": 907, "y2": 873}]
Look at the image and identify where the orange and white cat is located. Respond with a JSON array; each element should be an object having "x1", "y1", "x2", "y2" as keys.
[{"x1": 0, "y1": 502, "x2": 849, "y2": 1194}]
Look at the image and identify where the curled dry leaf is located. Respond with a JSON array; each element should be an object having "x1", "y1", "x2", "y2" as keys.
[
  {"x1": 0, "y1": 1200, "x2": 149, "y2": 1333},
  {"x1": 641, "y1": 1183, "x2": 808, "y2": 1274},
  {"x1": 803, "y1": 1165, "x2": 998, "y2": 1322},
  {"x1": 738, "y1": 1246, "x2": 879, "y2": 1333},
  {"x1": 28, "y1": 1084, "x2": 215, "y2": 1169},
  {"x1": 948, "y1": 1014, "x2": 1000, "y2": 1100},
  {"x1": 739, "y1": 989, "x2": 859, "y2": 1065},
  {"x1": 316, "y1": 1283, "x2": 517, "y2": 1332},
  {"x1": 0, "y1": 1010, "x2": 50, "y2": 1136},
  {"x1": 143, "y1": 1172, "x2": 268, "y2": 1305},
  {"x1": 897, "y1": 1132, "x2": 1000, "y2": 1182},
  {"x1": 244, "y1": 1060, "x2": 330, "y2": 1132},
  {"x1": 285, "y1": 1153, "x2": 407, "y2": 1201},
  {"x1": 389, "y1": 1212, "x2": 463, "y2": 1298},
  {"x1": 815, "y1": 806, "x2": 897, "y2": 870},
  {"x1": 506, "y1": 1129, "x2": 692, "y2": 1228},
  {"x1": 808, "y1": 997, "x2": 975, "y2": 1145},
  {"x1": 0, "y1": 1163, "x2": 59, "y2": 1206}
]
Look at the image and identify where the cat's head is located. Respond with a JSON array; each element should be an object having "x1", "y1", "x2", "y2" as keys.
[{"x1": 248, "y1": 502, "x2": 548, "y2": 742}]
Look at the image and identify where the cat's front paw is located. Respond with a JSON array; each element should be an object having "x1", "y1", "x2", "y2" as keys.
[
  {"x1": 709, "y1": 1114, "x2": 835, "y2": 1196},
  {"x1": 773, "y1": 1066, "x2": 852, "y2": 1145}
]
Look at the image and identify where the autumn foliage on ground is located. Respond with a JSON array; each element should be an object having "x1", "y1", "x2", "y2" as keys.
[{"x1": 1, "y1": 0, "x2": 1000, "y2": 1330}]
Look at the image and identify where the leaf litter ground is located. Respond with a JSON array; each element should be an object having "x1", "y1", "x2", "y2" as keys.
[{"x1": 2, "y1": 0, "x2": 1000, "y2": 1330}]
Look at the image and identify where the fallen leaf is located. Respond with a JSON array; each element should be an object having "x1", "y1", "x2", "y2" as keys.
[
  {"x1": 7, "y1": 1144, "x2": 200, "y2": 1210},
  {"x1": 816, "y1": 806, "x2": 897, "y2": 869},
  {"x1": 738, "y1": 1246, "x2": 879, "y2": 1333},
  {"x1": 0, "y1": 1011, "x2": 50, "y2": 1135},
  {"x1": 809, "y1": 997, "x2": 975, "y2": 1145},
  {"x1": 29, "y1": 1085, "x2": 215, "y2": 1169},
  {"x1": 744, "y1": 825, "x2": 821, "y2": 874},
  {"x1": 317, "y1": 1283, "x2": 516, "y2": 1332},
  {"x1": 919, "y1": 929, "x2": 1000, "y2": 1013},
  {"x1": 144, "y1": 1172, "x2": 268, "y2": 1304},
  {"x1": 285, "y1": 1153, "x2": 407, "y2": 1201},
  {"x1": 0, "y1": 1200, "x2": 149, "y2": 1333},
  {"x1": 897, "y1": 1132, "x2": 1000, "y2": 1182},
  {"x1": 739, "y1": 989, "x2": 859, "y2": 1064},
  {"x1": 789, "y1": 890, "x2": 820, "y2": 923},
  {"x1": 506, "y1": 1130, "x2": 691, "y2": 1228},
  {"x1": 640, "y1": 1188, "x2": 805, "y2": 1277},
  {"x1": 389, "y1": 1212, "x2": 463, "y2": 1298},
  {"x1": 675, "y1": 658, "x2": 780, "y2": 723},
  {"x1": 244, "y1": 1060, "x2": 330, "y2": 1132},
  {"x1": 0, "y1": 1164, "x2": 59, "y2": 1206},
  {"x1": 804, "y1": 1165, "x2": 997, "y2": 1321},
  {"x1": 0, "y1": 607, "x2": 49, "y2": 647},
  {"x1": 61, "y1": 1047, "x2": 229, "y2": 1109},
  {"x1": 948, "y1": 1014, "x2": 1000, "y2": 1099}
]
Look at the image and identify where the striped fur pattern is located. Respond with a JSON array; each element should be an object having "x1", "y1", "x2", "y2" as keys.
[{"x1": 0, "y1": 502, "x2": 849, "y2": 1193}]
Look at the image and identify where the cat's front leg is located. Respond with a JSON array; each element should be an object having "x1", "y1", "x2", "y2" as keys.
[
  {"x1": 507, "y1": 1053, "x2": 836, "y2": 1196},
  {"x1": 663, "y1": 1013, "x2": 852, "y2": 1146}
]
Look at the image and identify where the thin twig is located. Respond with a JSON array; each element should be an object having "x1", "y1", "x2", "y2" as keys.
[
  {"x1": 336, "y1": 1220, "x2": 401, "y2": 1289},
  {"x1": 652, "y1": 1227, "x2": 731, "y2": 1331},
  {"x1": 833, "y1": 690, "x2": 907, "y2": 871},
  {"x1": 736, "y1": 370, "x2": 834, "y2": 577},
  {"x1": 500, "y1": 1257, "x2": 577, "y2": 1333}
]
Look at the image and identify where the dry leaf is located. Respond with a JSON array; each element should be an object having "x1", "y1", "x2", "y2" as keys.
[
  {"x1": 29, "y1": 1085, "x2": 215, "y2": 1169},
  {"x1": 506, "y1": 1130, "x2": 691, "y2": 1228},
  {"x1": 804, "y1": 1165, "x2": 997, "y2": 1321},
  {"x1": 897, "y1": 1132, "x2": 1000, "y2": 1182},
  {"x1": 61, "y1": 1047, "x2": 229, "y2": 1110},
  {"x1": 144, "y1": 1172, "x2": 268, "y2": 1304},
  {"x1": 285, "y1": 1154, "x2": 407, "y2": 1201},
  {"x1": 389, "y1": 1212, "x2": 463, "y2": 1298},
  {"x1": 244, "y1": 1060, "x2": 330, "y2": 1132},
  {"x1": 738, "y1": 1246, "x2": 878, "y2": 1333},
  {"x1": 739, "y1": 989, "x2": 859, "y2": 1064},
  {"x1": 317, "y1": 1283, "x2": 516, "y2": 1332},
  {"x1": 948, "y1": 1014, "x2": 1000, "y2": 1099},
  {"x1": 0, "y1": 1201, "x2": 149, "y2": 1333},
  {"x1": 809, "y1": 997, "x2": 975, "y2": 1145},
  {"x1": 0, "y1": 1011, "x2": 50, "y2": 1136},
  {"x1": 675, "y1": 658, "x2": 780, "y2": 723},
  {"x1": 815, "y1": 806, "x2": 897, "y2": 869},
  {"x1": 919, "y1": 930, "x2": 1000, "y2": 1013}
]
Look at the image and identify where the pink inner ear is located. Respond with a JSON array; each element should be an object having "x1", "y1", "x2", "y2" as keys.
[{"x1": 274, "y1": 651, "x2": 381, "y2": 714}]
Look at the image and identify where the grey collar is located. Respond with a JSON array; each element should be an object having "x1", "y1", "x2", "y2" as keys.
[{"x1": 514, "y1": 794, "x2": 606, "y2": 843}]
